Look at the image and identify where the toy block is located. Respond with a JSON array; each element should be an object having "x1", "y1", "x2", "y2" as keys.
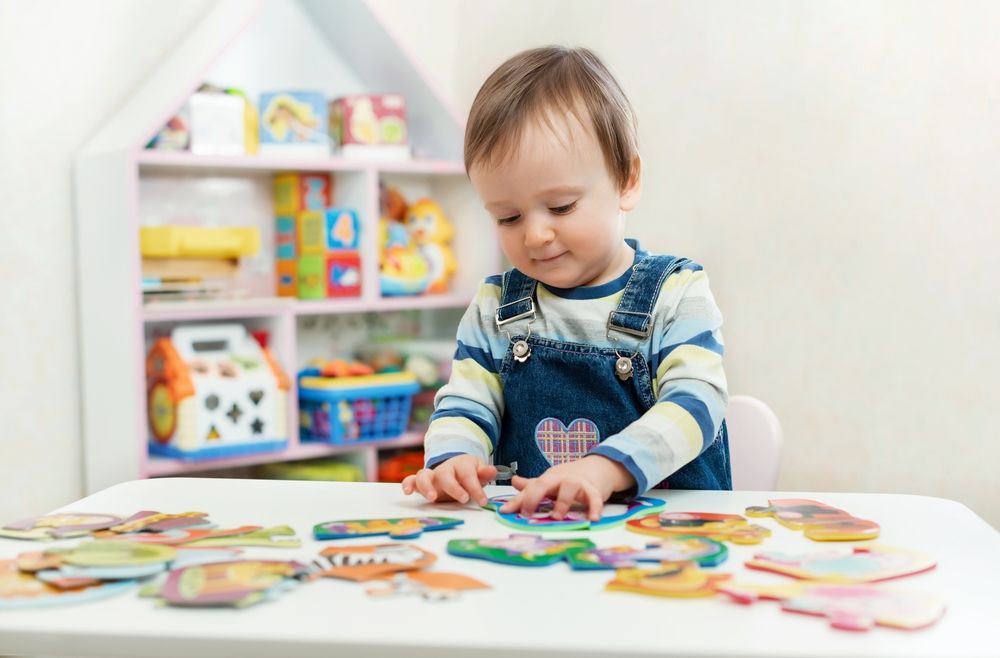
[
  {"x1": 325, "y1": 208, "x2": 361, "y2": 250},
  {"x1": 273, "y1": 173, "x2": 333, "y2": 214},
  {"x1": 298, "y1": 210, "x2": 326, "y2": 255},
  {"x1": 326, "y1": 252, "x2": 362, "y2": 297},
  {"x1": 276, "y1": 259, "x2": 297, "y2": 297},
  {"x1": 297, "y1": 255, "x2": 326, "y2": 299},
  {"x1": 276, "y1": 216, "x2": 296, "y2": 260}
]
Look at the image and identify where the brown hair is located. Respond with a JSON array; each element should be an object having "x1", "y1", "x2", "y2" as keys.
[{"x1": 464, "y1": 46, "x2": 639, "y2": 191}]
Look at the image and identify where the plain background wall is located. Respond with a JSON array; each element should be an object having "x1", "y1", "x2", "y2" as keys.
[{"x1": 0, "y1": 0, "x2": 996, "y2": 526}]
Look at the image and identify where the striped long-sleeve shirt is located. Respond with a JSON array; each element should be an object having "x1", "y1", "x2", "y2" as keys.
[{"x1": 424, "y1": 255, "x2": 728, "y2": 494}]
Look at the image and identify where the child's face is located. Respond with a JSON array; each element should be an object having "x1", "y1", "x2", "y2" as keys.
[{"x1": 469, "y1": 109, "x2": 640, "y2": 289}]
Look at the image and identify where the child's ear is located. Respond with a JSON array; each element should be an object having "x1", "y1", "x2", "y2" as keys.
[{"x1": 619, "y1": 156, "x2": 642, "y2": 212}]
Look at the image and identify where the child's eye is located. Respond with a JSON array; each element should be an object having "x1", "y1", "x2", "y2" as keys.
[
  {"x1": 496, "y1": 214, "x2": 521, "y2": 226},
  {"x1": 549, "y1": 201, "x2": 577, "y2": 215}
]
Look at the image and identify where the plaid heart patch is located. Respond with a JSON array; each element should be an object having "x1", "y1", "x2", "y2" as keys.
[{"x1": 534, "y1": 417, "x2": 601, "y2": 466}]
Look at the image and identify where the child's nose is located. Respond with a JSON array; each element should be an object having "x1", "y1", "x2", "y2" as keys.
[{"x1": 524, "y1": 216, "x2": 554, "y2": 248}]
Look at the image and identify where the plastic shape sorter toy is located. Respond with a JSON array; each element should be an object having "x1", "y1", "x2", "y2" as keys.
[{"x1": 146, "y1": 324, "x2": 291, "y2": 460}]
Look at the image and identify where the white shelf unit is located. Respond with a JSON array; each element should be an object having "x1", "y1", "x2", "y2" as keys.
[{"x1": 74, "y1": 0, "x2": 498, "y2": 493}]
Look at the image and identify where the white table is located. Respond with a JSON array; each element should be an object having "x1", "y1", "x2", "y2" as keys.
[{"x1": 0, "y1": 479, "x2": 996, "y2": 658}]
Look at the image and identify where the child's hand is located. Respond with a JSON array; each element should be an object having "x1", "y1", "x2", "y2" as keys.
[
  {"x1": 401, "y1": 455, "x2": 498, "y2": 507},
  {"x1": 499, "y1": 456, "x2": 634, "y2": 521}
]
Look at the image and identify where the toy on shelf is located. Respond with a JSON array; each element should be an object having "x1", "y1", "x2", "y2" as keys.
[
  {"x1": 298, "y1": 366, "x2": 419, "y2": 444},
  {"x1": 145, "y1": 324, "x2": 291, "y2": 461},
  {"x1": 486, "y1": 494, "x2": 664, "y2": 532},
  {"x1": 744, "y1": 544, "x2": 937, "y2": 584},
  {"x1": 331, "y1": 94, "x2": 410, "y2": 161},
  {"x1": 378, "y1": 186, "x2": 456, "y2": 296},
  {"x1": 606, "y1": 562, "x2": 732, "y2": 598},
  {"x1": 273, "y1": 173, "x2": 362, "y2": 299},
  {"x1": 405, "y1": 198, "x2": 456, "y2": 294},
  {"x1": 313, "y1": 517, "x2": 463, "y2": 541},
  {"x1": 717, "y1": 582, "x2": 946, "y2": 632},
  {"x1": 140, "y1": 226, "x2": 261, "y2": 302},
  {"x1": 146, "y1": 83, "x2": 258, "y2": 155},
  {"x1": 626, "y1": 512, "x2": 772, "y2": 544},
  {"x1": 745, "y1": 498, "x2": 881, "y2": 541},
  {"x1": 377, "y1": 449, "x2": 424, "y2": 483},
  {"x1": 259, "y1": 91, "x2": 330, "y2": 157}
]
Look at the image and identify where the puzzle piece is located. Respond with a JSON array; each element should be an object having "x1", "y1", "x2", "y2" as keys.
[
  {"x1": 108, "y1": 511, "x2": 212, "y2": 534},
  {"x1": 447, "y1": 534, "x2": 595, "y2": 567},
  {"x1": 487, "y1": 495, "x2": 665, "y2": 531},
  {"x1": 0, "y1": 559, "x2": 135, "y2": 609},
  {"x1": 151, "y1": 560, "x2": 310, "y2": 608},
  {"x1": 746, "y1": 544, "x2": 936, "y2": 583},
  {"x1": 745, "y1": 499, "x2": 880, "y2": 541},
  {"x1": 606, "y1": 561, "x2": 732, "y2": 598},
  {"x1": 0, "y1": 513, "x2": 123, "y2": 540},
  {"x1": 365, "y1": 571, "x2": 490, "y2": 601},
  {"x1": 313, "y1": 544, "x2": 436, "y2": 582},
  {"x1": 313, "y1": 517, "x2": 463, "y2": 540},
  {"x1": 717, "y1": 582, "x2": 946, "y2": 631},
  {"x1": 626, "y1": 512, "x2": 772, "y2": 544},
  {"x1": 566, "y1": 536, "x2": 728, "y2": 570}
]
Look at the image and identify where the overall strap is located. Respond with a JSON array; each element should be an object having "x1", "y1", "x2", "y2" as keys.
[
  {"x1": 495, "y1": 268, "x2": 537, "y2": 329},
  {"x1": 608, "y1": 254, "x2": 689, "y2": 339}
]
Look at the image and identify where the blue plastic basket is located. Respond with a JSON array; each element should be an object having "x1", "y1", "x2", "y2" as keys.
[{"x1": 298, "y1": 373, "x2": 419, "y2": 444}]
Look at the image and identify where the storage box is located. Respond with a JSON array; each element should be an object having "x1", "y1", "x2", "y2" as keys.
[
  {"x1": 330, "y1": 94, "x2": 410, "y2": 161},
  {"x1": 259, "y1": 91, "x2": 330, "y2": 157},
  {"x1": 298, "y1": 372, "x2": 419, "y2": 444}
]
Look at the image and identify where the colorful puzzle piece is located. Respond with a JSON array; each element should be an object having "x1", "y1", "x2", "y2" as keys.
[
  {"x1": 487, "y1": 495, "x2": 665, "y2": 531},
  {"x1": 0, "y1": 513, "x2": 123, "y2": 540},
  {"x1": 365, "y1": 571, "x2": 490, "y2": 601},
  {"x1": 108, "y1": 511, "x2": 212, "y2": 534},
  {"x1": 566, "y1": 536, "x2": 728, "y2": 570},
  {"x1": 447, "y1": 534, "x2": 595, "y2": 567},
  {"x1": 718, "y1": 582, "x2": 946, "y2": 631},
  {"x1": 313, "y1": 517, "x2": 463, "y2": 540},
  {"x1": 181, "y1": 525, "x2": 301, "y2": 549},
  {"x1": 606, "y1": 561, "x2": 732, "y2": 598},
  {"x1": 313, "y1": 544, "x2": 436, "y2": 582},
  {"x1": 745, "y1": 544, "x2": 936, "y2": 583},
  {"x1": 0, "y1": 559, "x2": 135, "y2": 609},
  {"x1": 151, "y1": 560, "x2": 310, "y2": 608},
  {"x1": 626, "y1": 512, "x2": 772, "y2": 544},
  {"x1": 745, "y1": 499, "x2": 880, "y2": 541}
]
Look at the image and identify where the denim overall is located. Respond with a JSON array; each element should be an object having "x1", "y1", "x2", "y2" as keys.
[{"x1": 493, "y1": 252, "x2": 731, "y2": 490}]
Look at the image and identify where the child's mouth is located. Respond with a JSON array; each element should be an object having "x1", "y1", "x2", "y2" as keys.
[{"x1": 534, "y1": 252, "x2": 567, "y2": 265}]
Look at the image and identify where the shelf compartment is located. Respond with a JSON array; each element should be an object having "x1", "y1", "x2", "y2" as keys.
[
  {"x1": 136, "y1": 150, "x2": 465, "y2": 176},
  {"x1": 146, "y1": 430, "x2": 425, "y2": 477}
]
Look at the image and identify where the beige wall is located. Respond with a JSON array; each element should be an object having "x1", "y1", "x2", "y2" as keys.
[{"x1": 1, "y1": 0, "x2": 996, "y2": 526}]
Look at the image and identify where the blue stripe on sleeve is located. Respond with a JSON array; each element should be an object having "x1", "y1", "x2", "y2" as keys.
[
  {"x1": 429, "y1": 408, "x2": 499, "y2": 448},
  {"x1": 655, "y1": 330, "x2": 724, "y2": 363},
  {"x1": 661, "y1": 393, "x2": 715, "y2": 454},
  {"x1": 454, "y1": 340, "x2": 501, "y2": 373}
]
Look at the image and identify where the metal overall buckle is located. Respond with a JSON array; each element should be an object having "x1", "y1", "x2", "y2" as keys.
[{"x1": 606, "y1": 311, "x2": 653, "y2": 381}]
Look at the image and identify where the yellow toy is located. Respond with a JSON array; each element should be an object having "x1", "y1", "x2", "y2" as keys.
[
  {"x1": 146, "y1": 324, "x2": 290, "y2": 460},
  {"x1": 404, "y1": 198, "x2": 456, "y2": 294}
]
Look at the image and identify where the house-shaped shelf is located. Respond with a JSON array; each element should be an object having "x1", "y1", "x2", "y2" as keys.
[{"x1": 74, "y1": 0, "x2": 498, "y2": 491}]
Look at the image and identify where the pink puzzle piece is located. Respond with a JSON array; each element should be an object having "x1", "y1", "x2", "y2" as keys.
[{"x1": 718, "y1": 582, "x2": 946, "y2": 631}]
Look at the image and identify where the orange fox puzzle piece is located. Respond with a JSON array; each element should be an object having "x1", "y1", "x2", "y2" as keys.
[{"x1": 626, "y1": 512, "x2": 771, "y2": 544}]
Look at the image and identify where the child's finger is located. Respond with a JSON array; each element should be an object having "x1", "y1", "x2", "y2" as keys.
[
  {"x1": 517, "y1": 480, "x2": 551, "y2": 518},
  {"x1": 550, "y1": 481, "x2": 580, "y2": 520},
  {"x1": 456, "y1": 466, "x2": 489, "y2": 506},
  {"x1": 435, "y1": 468, "x2": 470, "y2": 504},
  {"x1": 498, "y1": 491, "x2": 523, "y2": 513},
  {"x1": 476, "y1": 464, "x2": 498, "y2": 484},
  {"x1": 510, "y1": 475, "x2": 530, "y2": 490},
  {"x1": 414, "y1": 469, "x2": 439, "y2": 502},
  {"x1": 401, "y1": 474, "x2": 416, "y2": 494},
  {"x1": 579, "y1": 483, "x2": 604, "y2": 521}
]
